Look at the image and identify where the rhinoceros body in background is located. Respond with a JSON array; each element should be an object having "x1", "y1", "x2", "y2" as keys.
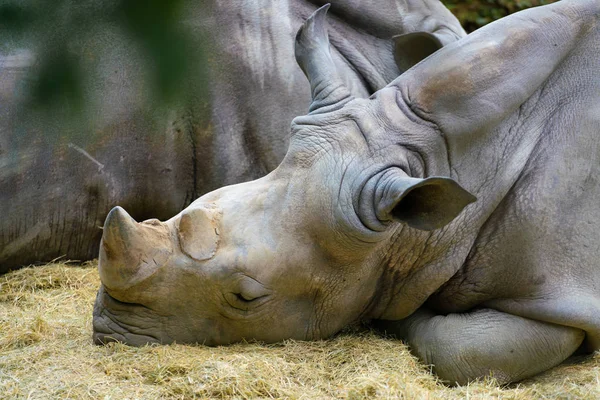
[
  {"x1": 0, "y1": 0, "x2": 465, "y2": 273},
  {"x1": 94, "y1": 0, "x2": 600, "y2": 385}
]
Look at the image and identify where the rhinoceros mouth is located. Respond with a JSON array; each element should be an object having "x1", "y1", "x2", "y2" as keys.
[{"x1": 92, "y1": 285, "x2": 166, "y2": 346}]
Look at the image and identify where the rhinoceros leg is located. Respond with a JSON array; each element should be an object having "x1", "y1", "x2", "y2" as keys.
[{"x1": 376, "y1": 308, "x2": 584, "y2": 385}]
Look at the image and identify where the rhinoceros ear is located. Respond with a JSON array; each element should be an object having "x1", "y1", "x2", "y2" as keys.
[
  {"x1": 393, "y1": 32, "x2": 444, "y2": 73},
  {"x1": 373, "y1": 170, "x2": 476, "y2": 231},
  {"x1": 177, "y1": 205, "x2": 221, "y2": 261},
  {"x1": 392, "y1": 0, "x2": 594, "y2": 139}
]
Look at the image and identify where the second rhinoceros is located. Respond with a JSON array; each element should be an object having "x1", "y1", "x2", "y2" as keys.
[
  {"x1": 93, "y1": 0, "x2": 600, "y2": 385},
  {"x1": 0, "y1": 0, "x2": 464, "y2": 273}
]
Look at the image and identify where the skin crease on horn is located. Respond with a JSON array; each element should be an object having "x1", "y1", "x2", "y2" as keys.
[{"x1": 94, "y1": 0, "x2": 600, "y2": 386}]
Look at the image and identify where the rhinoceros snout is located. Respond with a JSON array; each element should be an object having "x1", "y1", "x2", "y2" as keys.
[{"x1": 92, "y1": 285, "x2": 163, "y2": 346}]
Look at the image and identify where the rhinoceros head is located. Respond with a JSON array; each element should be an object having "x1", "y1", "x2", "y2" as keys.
[{"x1": 93, "y1": 5, "x2": 475, "y2": 346}]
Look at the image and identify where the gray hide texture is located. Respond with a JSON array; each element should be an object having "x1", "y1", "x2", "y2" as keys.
[
  {"x1": 94, "y1": 0, "x2": 600, "y2": 385},
  {"x1": 0, "y1": 0, "x2": 464, "y2": 273}
]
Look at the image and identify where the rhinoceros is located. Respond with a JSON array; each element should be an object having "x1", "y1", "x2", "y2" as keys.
[
  {"x1": 93, "y1": 0, "x2": 600, "y2": 384},
  {"x1": 0, "y1": 0, "x2": 464, "y2": 273}
]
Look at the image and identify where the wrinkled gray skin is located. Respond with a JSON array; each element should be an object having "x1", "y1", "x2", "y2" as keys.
[
  {"x1": 94, "y1": 0, "x2": 600, "y2": 385},
  {"x1": 0, "y1": 0, "x2": 464, "y2": 273}
]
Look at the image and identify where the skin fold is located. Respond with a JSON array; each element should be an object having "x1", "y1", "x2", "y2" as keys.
[
  {"x1": 0, "y1": 0, "x2": 464, "y2": 272},
  {"x1": 93, "y1": 0, "x2": 600, "y2": 385}
]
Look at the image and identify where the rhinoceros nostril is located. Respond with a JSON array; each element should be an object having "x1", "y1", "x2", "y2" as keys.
[{"x1": 92, "y1": 286, "x2": 165, "y2": 347}]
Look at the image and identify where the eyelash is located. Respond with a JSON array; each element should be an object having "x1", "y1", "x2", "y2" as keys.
[{"x1": 234, "y1": 293, "x2": 253, "y2": 303}]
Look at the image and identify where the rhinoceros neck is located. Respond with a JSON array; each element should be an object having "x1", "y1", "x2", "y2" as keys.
[
  {"x1": 373, "y1": 24, "x2": 600, "y2": 320},
  {"x1": 367, "y1": 222, "x2": 480, "y2": 320},
  {"x1": 369, "y1": 94, "x2": 549, "y2": 321}
]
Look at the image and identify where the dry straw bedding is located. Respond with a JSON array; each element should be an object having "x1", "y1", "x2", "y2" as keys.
[{"x1": 1, "y1": 263, "x2": 599, "y2": 399}]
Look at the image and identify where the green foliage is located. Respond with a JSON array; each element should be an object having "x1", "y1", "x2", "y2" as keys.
[
  {"x1": 0, "y1": 0, "x2": 559, "y2": 118},
  {"x1": 115, "y1": 0, "x2": 200, "y2": 102},
  {"x1": 442, "y1": 0, "x2": 559, "y2": 32},
  {"x1": 0, "y1": 0, "x2": 207, "y2": 116}
]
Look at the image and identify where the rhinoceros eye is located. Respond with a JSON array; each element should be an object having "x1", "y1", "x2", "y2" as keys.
[
  {"x1": 224, "y1": 276, "x2": 271, "y2": 311},
  {"x1": 234, "y1": 292, "x2": 261, "y2": 302},
  {"x1": 224, "y1": 292, "x2": 268, "y2": 311}
]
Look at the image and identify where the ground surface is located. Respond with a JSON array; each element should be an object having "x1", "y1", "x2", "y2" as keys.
[{"x1": 1, "y1": 263, "x2": 599, "y2": 399}]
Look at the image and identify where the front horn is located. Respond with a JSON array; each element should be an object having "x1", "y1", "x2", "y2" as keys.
[
  {"x1": 98, "y1": 206, "x2": 172, "y2": 291},
  {"x1": 295, "y1": 4, "x2": 353, "y2": 114}
]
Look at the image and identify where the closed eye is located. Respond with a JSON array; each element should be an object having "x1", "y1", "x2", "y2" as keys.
[
  {"x1": 224, "y1": 292, "x2": 270, "y2": 312},
  {"x1": 234, "y1": 292, "x2": 268, "y2": 303}
]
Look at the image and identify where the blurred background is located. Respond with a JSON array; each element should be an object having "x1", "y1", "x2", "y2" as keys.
[
  {"x1": 0, "y1": 0, "x2": 207, "y2": 119},
  {"x1": 442, "y1": 0, "x2": 559, "y2": 32},
  {"x1": 0, "y1": 0, "x2": 558, "y2": 124}
]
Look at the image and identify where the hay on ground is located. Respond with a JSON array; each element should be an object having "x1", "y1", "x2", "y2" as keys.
[{"x1": 1, "y1": 263, "x2": 599, "y2": 399}]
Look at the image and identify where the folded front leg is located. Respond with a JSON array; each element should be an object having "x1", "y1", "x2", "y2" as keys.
[{"x1": 376, "y1": 308, "x2": 585, "y2": 385}]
